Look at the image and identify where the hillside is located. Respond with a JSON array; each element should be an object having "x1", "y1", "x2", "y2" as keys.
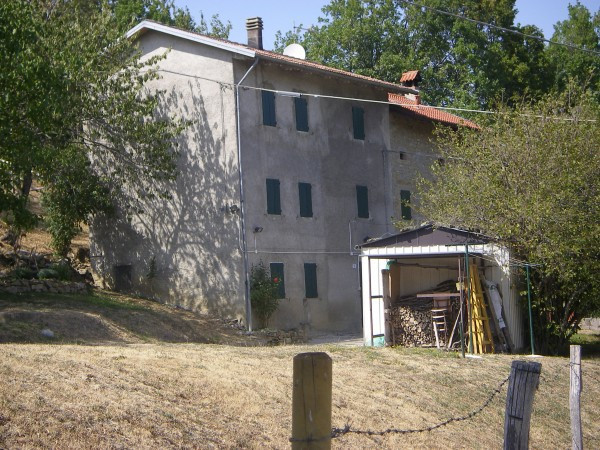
[{"x1": 0, "y1": 342, "x2": 598, "y2": 448}]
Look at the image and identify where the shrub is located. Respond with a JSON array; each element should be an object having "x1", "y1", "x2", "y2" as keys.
[
  {"x1": 38, "y1": 268, "x2": 59, "y2": 279},
  {"x1": 250, "y1": 262, "x2": 281, "y2": 329},
  {"x1": 49, "y1": 262, "x2": 72, "y2": 281},
  {"x1": 13, "y1": 267, "x2": 34, "y2": 279}
]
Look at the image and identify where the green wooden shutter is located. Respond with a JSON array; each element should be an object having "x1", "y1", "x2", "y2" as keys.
[
  {"x1": 298, "y1": 182, "x2": 313, "y2": 217},
  {"x1": 352, "y1": 106, "x2": 365, "y2": 140},
  {"x1": 262, "y1": 90, "x2": 276, "y2": 126},
  {"x1": 401, "y1": 189, "x2": 412, "y2": 220},
  {"x1": 266, "y1": 178, "x2": 281, "y2": 214},
  {"x1": 304, "y1": 263, "x2": 318, "y2": 298},
  {"x1": 356, "y1": 185, "x2": 369, "y2": 218},
  {"x1": 295, "y1": 97, "x2": 308, "y2": 132},
  {"x1": 270, "y1": 262, "x2": 285, "y2": 298}
]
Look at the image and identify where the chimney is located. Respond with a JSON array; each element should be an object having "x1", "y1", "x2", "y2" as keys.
[{"x1": 246, "y1": 17, "x2": 263, "y2": 50}]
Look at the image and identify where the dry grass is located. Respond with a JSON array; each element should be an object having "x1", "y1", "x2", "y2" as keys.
[{"x1": 0, "y1": 343, "x2": 598, "y2": 449}]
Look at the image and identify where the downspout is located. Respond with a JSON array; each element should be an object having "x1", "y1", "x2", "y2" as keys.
[{"x1": 235, "y1": 57, "x2": 259, "y2": 331}]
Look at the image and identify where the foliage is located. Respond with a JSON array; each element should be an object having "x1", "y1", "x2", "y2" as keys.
[
  {"x1": 13, "y1": 267, "x2": 35, "y2": 280},
  {"x1": 0, "y1": 1, "x2": 186, "y2": 256},
  {"x1": 38, "y1": 268, "x2": 60, "y2": 280},
  {"x1": 250, "y1": 262, "x2": 281, "y2": 329},
  {"x1": 547, "y1": 3, "x2": 600, "y2": 102},
  {"x1": 417, "y1": 88, "x2": 600, "y2": 353},
  {"x1": 110, "y1": 0, "x2": 232, "y2": 37},
  {"x1": 275, "y1": 0, "x2": 553, "y2": 109}
]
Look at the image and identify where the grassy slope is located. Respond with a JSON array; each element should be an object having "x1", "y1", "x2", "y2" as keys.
[
  {"x1": 0, "y1": 343, "x2": 599, "y2": 448},
  {"x1": 0, "y1": 291, "x2": 261, "y2": 346}
]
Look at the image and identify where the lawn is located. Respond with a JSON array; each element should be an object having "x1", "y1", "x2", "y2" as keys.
[{"x1": 0, "y1": 342, "x2": 598, "y2": 448}]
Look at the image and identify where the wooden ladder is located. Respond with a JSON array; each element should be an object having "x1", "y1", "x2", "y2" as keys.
[
  {"x1": 431, "y1": 308, "x2": 448, "y2": 349},
  {"x1": 468, "y1": 265, "x2": 495, "y2": 354}
]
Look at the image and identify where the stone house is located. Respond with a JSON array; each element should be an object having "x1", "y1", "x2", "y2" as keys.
[{"x1": 90, "y1": 17, "x2": 478, "y2": 334}]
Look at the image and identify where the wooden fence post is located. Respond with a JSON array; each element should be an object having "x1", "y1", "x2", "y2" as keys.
[
  {"x1": 570, "y1": 345, "x2": 582, "y2": 450},
  {"x1": 503, "y1": 360, "x2": 542, "y2": 450},
  {"x1": 291, "y1": 352, "x2": 332, "y2": 449}
]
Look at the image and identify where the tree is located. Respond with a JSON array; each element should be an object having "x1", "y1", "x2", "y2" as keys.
[
  {"x1": 275, "y1": 0, "x2": 552, "y2": 109},
  {"x1": 547, "y1": 2, "x2": 600, "y2": 101},
  {"x1": 0, "y1": 0, "x2": 185, "y2": 255},
  {"x1": 250, "y1": 262, "x2": 281, "y2": 329},
  {"x1": 417, "y1": 88, "x2": 600, "y2": 353},
  {"x1": 110, "y1": 0, "x2": 232, "y2": 38}
]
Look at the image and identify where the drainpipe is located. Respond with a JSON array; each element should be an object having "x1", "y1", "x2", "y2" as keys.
[{"x1": 235, "y1": 57, "x2": 259, "y2": 331}]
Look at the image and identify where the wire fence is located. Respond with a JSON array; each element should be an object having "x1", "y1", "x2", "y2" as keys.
[{"x1": 330, "y1": 375, "x2": 509, "y2": 439}]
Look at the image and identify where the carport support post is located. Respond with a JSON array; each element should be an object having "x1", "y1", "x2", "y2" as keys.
[
  {"x1": 526, "y1": 264, "x2": 535, "y2": 355},
  {"x1": 465, "y1": 245, "x2": 473, "y2": 354},
  {"x1": 291, "y1": 352, "x2": 332, "y2": 449}
]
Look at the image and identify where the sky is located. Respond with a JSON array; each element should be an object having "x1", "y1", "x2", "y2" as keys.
[{"x1": 173, "y1": 0, "x2": 600, "y2": 51}]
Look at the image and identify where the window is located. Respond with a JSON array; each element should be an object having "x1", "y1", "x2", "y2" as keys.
[
  {"x1": 298, "y1": 182, "x2": 313, "y2": 217},
  {"x1": 295, "y1": 97, "x2": 309, "y2": 132},
  {"x1": 352, "y1": 106, "x2": 365, "y2": 140},
  {"x1": 401, "y1": 189, "x2": 412, "y2": 220},
  {"x1": 262, "y1": 90, "x2": 276, "y2": 126},
  {"x1": 270, "y1": 262, "x2": 285, "y2": 298},
  {"x1": 266, "y1": 178, "x2": 281, "y2": 215},
  {"x1": 356, "y1": 185, "x2": 369, "y2": 218},
  {"x1": 304, "y1": 263, "x2": 318, "y2": 298}
]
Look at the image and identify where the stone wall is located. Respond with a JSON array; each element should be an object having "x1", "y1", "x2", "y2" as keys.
[{"x1": 0, "y1": 279, "x2": 89, "y2": 295}]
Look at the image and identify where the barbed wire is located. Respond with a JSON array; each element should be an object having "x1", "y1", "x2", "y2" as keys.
[{"x1": 329, "y1": 375, "x2": 509, "y2": 439}]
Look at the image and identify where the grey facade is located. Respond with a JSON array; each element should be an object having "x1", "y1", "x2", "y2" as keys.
[{"x1": 90, "y1": 20, "x2": 472, "y2": 334}]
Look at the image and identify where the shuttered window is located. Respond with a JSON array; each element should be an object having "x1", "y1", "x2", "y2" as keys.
[
  {"x1": 266, "y1": 178, "x2": 281, "y2": 215},
  {"x1": 262, "y1": 90, "x2": 276, "y2": 126},
  {"x1": 298, "y1": 182, "x2": 313, "y2": 217},
  {"x1": 295, "y1": 97, "x2": 308, "y2": 132},
  {"x1": 352, "y1": 106, "x2": 365, "y2": 140},
  {"x1": 356, "y1": 185, "x2": 369, "y2": 218},
  {"x1": 304, "y1": 263, "x2": 318, "y2": 298},
  {"x1": 400, "y1": 189, "x2": 412, "y2": 220},
  {"x1": 270, "y1": 262, "x2": 285, "y2": 298}
]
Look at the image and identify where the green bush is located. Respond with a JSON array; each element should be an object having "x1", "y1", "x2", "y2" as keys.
[
  {"x1": 38, "y1": 268, "x2": 59, "y2": 279},
  {"x1": 49, "y1": 262, "x2": 72, "y2": 281},
  {"x1": 13, "y1": 267, "x2": 34, "y2": 279},
  {"x1": 250, "y1": 262, "x2": 281, "y2": 329}
]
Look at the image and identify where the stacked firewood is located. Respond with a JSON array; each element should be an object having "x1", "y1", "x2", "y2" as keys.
[{"x1": 390, "y1": 298, "x2": 434, "y2": 347}]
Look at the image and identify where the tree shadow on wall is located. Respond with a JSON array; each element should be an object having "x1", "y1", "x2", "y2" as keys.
[{"x1": 92, "y1": 78, "x2": 245, "y2": 320}]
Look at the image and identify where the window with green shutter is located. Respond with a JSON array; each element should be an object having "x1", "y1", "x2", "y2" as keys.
[
  {"x1": 266, "y1": 178, "x2": 281, "y2": 215},
  {"x1": 298, "y1": 182, "x2": 313, "y2": 217},
  {"x1": 262, "y1": 90, "x2": 276, "y2": 126},
  {"x1": 400, "y1": 190, "x2": 412, "y2": 220},
  {"x1": 356, "y1": 185, "x2": 369, "y2": 218},
  {"x1": 295, "y1": 97, "x2": 308, "y2": 132},
  {"x1": 304, "y1": 263, "x2": 318, "y2": 298},
  {"x1": 352, "y1": 106, "x2": 365, "y2": 140},
  {"x1": 270, "y1": 262, "x2": 285, "y2": 298}
]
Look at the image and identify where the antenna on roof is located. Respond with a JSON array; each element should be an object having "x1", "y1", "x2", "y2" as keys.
[{"x1": 283, "y1": 43, "x2": 306, "y2": 60}]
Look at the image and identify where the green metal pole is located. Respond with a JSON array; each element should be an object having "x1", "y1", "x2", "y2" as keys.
[
  {"x1": 526, "y1": 264, "x2": 535, "y2": 355},
  {"x1": 465, "y1": 245, "x2": 473, "y2": 354}
]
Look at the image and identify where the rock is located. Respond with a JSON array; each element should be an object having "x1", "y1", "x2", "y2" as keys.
[{"x1": 41, "y1": 329, "x2": 54, "y2": 338}]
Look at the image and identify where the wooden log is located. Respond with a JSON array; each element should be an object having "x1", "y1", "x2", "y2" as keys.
[
  {"x1": 291, "y1": 352, "x2": 332, "y2": 449},
  {"x1": 570, "y1": 345, "x2": 582, "y2": 450},
  {"x1": 503, "y1": 360, "x2": 542, "y2": 450},
  {"x1": 382, "y1": 270, "x2": 392, "y2": 346}
]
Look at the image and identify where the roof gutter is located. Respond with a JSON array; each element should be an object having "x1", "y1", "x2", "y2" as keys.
[{"x1": 235, "y1": 57, "x2": 259, "y2": 331}]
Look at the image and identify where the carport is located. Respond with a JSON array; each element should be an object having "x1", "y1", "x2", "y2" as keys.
[{"x1": 360, "y1": 225, "x2": 524, "y2": 352}]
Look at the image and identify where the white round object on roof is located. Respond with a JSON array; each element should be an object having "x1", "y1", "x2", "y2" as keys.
[{"x1": 283, "y1": 43, "x2": 306, "y2": 60}]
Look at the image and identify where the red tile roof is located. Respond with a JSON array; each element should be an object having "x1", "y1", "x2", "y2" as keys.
[
  {"x1": 388, "y1": 93, "x2": 480, "y2": 129},
  {"x1": 400, "y1": 70, "x2": 421, "y2": 83}
]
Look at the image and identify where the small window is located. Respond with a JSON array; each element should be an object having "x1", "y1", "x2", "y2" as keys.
[
  {"x1": 270, "y1": 262, "x2": 285, "y2": 298},
  {"x1": 352, "y1": 106, "x2": 365, "y2": 140},
  {"x1": 266, "y1": 178, "x2": 281, "y2": 215},
  {"x1": 295, "y1": 97, "x2": 308, "y2": 132},
  {"x1": 401, "y1": 189, "x2": 412, "y2": 220},
  {"x1": 262, "y1": 90, "x2": 276, "y2": 126},
  {"x1": 298, "y1": 182, "x2": 313, "y2": 217},
  {"x1": 356, "y1": 185, "x2": 369, "y2": 218},
  {"x1": 304, "y1": 263, "x2": 318, "y2": 298}
]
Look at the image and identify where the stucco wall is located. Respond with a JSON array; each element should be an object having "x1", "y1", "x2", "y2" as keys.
[
  {"x1": 90, "y1": 31, "x2": 246, "y2": 321},
  {"x1": 236, "y1": 59, "x2": 396, "y2": 333}
]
